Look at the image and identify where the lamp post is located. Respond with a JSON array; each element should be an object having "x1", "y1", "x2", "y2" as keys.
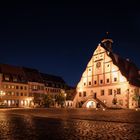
[
  {"x1": 0, "y1": 90, "x2": 5, "y2": 105},
  {"x1": 64, "y1": 93, "x2": 67, "y2": 108},
  {"x1": 52, "y1": 98, "x2": 56, "y2": 108},
  {"x1": 127, "y1": 89, "x2": 130, "y2": 109}
]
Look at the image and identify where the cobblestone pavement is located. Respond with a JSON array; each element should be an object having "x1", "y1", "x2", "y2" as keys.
[{"x1": 0, "y1": 108, "x2": 140, "y2": 140}]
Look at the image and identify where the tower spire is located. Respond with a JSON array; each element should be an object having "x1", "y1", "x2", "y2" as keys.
[{"x1": 101, "y1": 32, "x2": 113, "y2": 52}]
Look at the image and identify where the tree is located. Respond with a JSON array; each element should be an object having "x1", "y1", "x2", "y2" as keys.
[
  {"x1": 43, "y1": 94, "x2": 53, "y2": 108},
  {"x1": 132, "y1": 92, "x2": 140, "y2": 108},
  {"x1": 55, "y1": 93, "x2": 65, "y2": 107}
]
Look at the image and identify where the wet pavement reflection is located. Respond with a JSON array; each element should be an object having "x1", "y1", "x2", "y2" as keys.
[{"x1": 0, "y1": 109, "x2": 140, "y2": 140}]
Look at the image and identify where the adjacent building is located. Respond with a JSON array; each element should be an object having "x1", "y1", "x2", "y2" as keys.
[
  {"x1": 0, "y1": 63, "x2": 66, "y2": 107},
  {"x1": 73, "y1": 36, "x2": 140, "y2": 109}
]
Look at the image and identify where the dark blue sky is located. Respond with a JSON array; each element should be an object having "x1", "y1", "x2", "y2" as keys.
[{"x1": 0, "y1": 1, "x2": 140, "y2": 86}]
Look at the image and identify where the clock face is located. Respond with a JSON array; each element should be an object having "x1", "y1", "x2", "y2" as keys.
[{"x1": 96, "y1": 62, "x2": 101, "y2": 68}]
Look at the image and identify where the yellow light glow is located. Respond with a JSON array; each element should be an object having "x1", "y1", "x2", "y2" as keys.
[
  {"x1": 86, "y1": 101, "x2": 96, "y2": 108},
  {"x1": 120, "y1": 75, "x2": 127, "y2": 82}
]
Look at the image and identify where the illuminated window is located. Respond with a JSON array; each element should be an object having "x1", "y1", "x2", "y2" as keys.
[
  {"x1": 101, "y1": 90, "x2": 104, "y2": 96},
  {"x1": 117, "y1": 88, "x2": 121, "y2": 94},
  {"x1": 83, "y1": 91, "x2": 86, "y2": 97},
  {"x1": 5, "y1": 76, "x2": 10, "y2": 81},
  {"x1": 13, "y1": 77, "x2": 17, "y2": 82},
  {"x1": 108, "y1": 89, "x2": 112, "y2": 95},
  {"x1": 11, "y1": 85, "x2": 15, "y2": 89},
  {"x1": 11, "y1": 92, "x2": 15, "y2": 96}
]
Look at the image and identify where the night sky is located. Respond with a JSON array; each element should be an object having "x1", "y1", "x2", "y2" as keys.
[{"x1": 0, "y1": 1, "x2": 140, "y2": 86}]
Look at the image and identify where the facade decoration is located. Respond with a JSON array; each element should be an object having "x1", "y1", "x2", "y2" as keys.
[{"x1": 73, "y1": 35, "x2": 140, "y2": 109}]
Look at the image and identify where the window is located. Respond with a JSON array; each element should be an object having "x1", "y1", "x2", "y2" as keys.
[
  {"x1": 100, "y1": 80, "x2": 103, "y2": 84},
  {"x1": 107, "y1": 64, "x2": 110, "y2": 67},
  {"x1": 89, "y1": 82, "x2": 91, "y2": 86},
  {"x1": 21, "y1": 93, "x2": 23, "y2": 96},
  {"x1": 3, "y1": 85, "x2": 7, "y2": 89},
  {"x1": 13, "y1": 77, "x2": 17, "y2": 82},
  {"x1": 89, "y1": 69, "x2": 91, "y2": 71},
  {"x1": 84, "y1": 83, "x2": 86, "y2": 86},
  {"x1": 79, "y1": 92, "x2": 82, "y2": 97},
  {"x1": 117, "y1": 88, "x2": 121, "y2": 94},
  {"x1": 11, "y1": 92, "x2": 15, "y2": 96},
  {"x1": 20, "y1": 86, "x2": 23, "y2": 90},
  {"x1": 24, "y1": 86, "x2": 27, "y2": 90},
  {"x1": 29, "y1": 93, "x2": 33, "y2": 97},
  {"x1": 101, "y1": 90, "x2": 104, "y2": 96},
  {"x1": 16, "y1": 92, "x2": 19, "y2": 96},
  {"x1": 94, "y1": 81, "x2": 97, "y2": 85},
  {"x1": 106, "y1": 79, "x2": 110, "y2": 83},
  {"x1": 96, "y1": 62, "x2": 101, "y2": 68},
  {"x1": 11, "y1": 85, "x2": 15, "y2": 89},
  {"x1": 5, "y1": 76, "x2": 9, "y2": 81},
  {"x1": 16, "y1": 86, "x2": 19, "y2": 89},
  {"x1": 114, "y1": 78, "x2": 117, "y2": 82},
  {"x1": 83, "y1": 91, "x2": 86, "y2": 97},
  {"x1": 108, "y1": 89, "x2": 112, "y2": 95}
]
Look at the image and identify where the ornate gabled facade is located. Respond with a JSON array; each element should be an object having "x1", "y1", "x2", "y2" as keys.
[{"x1": 73, "y1": 36, "x2": 140, "y2": 109}]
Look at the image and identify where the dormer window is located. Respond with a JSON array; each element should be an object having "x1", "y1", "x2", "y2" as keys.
[
  {"x1": 89, "y1": 82, "x2": 91, "y2": 85},
  {"x1": 13, "y1": 77, "x2": 18, "y2": 82},
  {"x1": 5, "y1": 76, "x2": 10, "y2": 81}
]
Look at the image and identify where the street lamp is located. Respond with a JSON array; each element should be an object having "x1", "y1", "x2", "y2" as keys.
[
  {"x1": 64, "y1": 93, "x2": 67, "y2": 108},
  {"x1": 0, "y1": 90, "x2": 5, "y2": 105},
  {"x1": 52, "y1": 98, "x2": 56, "y2": 107}
]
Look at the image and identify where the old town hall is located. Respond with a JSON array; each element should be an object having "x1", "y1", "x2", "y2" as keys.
[{"x1": 73, "y1": 34, "x2": 140, "y2": 109}]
